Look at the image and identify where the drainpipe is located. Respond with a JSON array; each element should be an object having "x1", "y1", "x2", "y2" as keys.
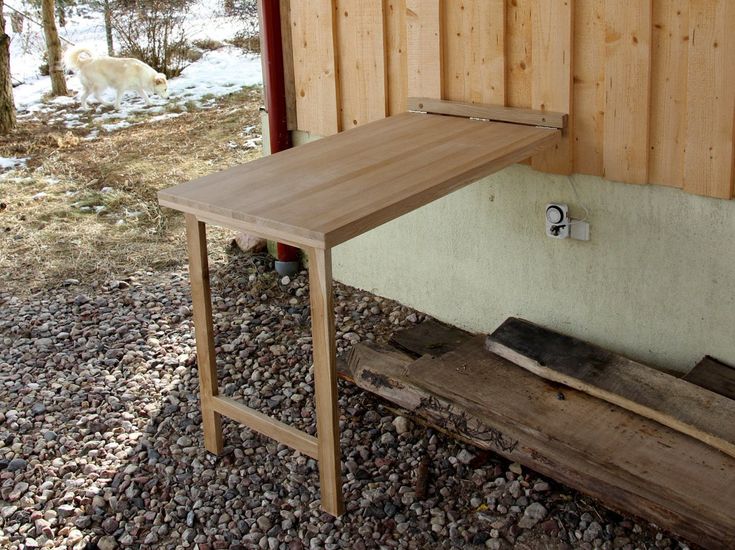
[{"x1": 261, "y1": 0, "x2": 300, "y2": 276}]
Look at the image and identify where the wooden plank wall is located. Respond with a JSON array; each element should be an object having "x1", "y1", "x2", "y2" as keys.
[{"x1": 284, "y1": 0, "x2": 735, "y2": 200}]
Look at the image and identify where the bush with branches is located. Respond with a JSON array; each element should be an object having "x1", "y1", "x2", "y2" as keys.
[
  {"x1": 110, "y1": 0, "x2": 198, "y2": 78},
  {"x1": 223, "y1": 0, "x2": 259, "y2": 54}
]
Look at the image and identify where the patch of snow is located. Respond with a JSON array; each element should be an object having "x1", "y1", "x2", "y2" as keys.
[
  {"x1": 9, "y1": 1, "x2": 262, "y2": 129},
  {"x1": 101, "y1": 120, "x2": 132, "y2": 132},
  {"x1": 168, "y1": 47, "x2": 262, "y2": 101},
  {"x1": 0, "y1": 157, "x2": 28, "y2": 170},
  {"x1": 148, "y1": 113, "x2": 185, "y2": 123},
  {"x1": 50, "y1": 95, "x2": 77, "y2": 106},
  {"x1": 244, "y1": 137, "x2": 262, "y2": 150}
]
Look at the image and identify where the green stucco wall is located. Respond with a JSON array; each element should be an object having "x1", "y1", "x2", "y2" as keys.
[
  {"x1": 287, "y1": 127, "x2": 735, "y2": 373},
  {"x1": 331, "y1": 165, "x2": 734, "y2": 373}
]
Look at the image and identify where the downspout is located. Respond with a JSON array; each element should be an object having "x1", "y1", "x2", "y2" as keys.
[{"x1": 261, "y1": 0, "x2": 300, "y2": 276}]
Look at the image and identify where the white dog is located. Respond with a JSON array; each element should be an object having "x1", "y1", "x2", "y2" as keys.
[{"x1": 64, "y1": 46, "x2": 169, "y2": 110}]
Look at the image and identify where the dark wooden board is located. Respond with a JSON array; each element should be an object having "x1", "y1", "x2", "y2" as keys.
[
  {"x1": 343, "y1": 336, "x2": 735, "y2": 549},
  {"x1": 684, "y1": 355, "x2": 735, "y2": 400},
  {"x1": 389, "y1": 319, "x2": 473, "y2": 358},
  {"x1": 486, "y1": 317, "x2": 735, "y2": 459}
]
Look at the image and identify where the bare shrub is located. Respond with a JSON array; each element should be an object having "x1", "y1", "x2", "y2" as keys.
[
  {"x1": 110, "y1": 0, "x2": 196, "y2": 78},
  {"x1": 226, "y1": 32, "x2": 259, "y2": 54},
  {"x1": 222, "y1": 0, "x2": 259, "y2": 54},
  {"x1": 192, "y1": 38, "x2": 223, "y2": 51}
]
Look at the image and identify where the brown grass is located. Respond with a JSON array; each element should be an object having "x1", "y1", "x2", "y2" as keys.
[{"x1": 0, "y1": 87, "x2": 263, "y2": 294}]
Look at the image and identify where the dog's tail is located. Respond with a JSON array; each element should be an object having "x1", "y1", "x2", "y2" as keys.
[{"x1": 64, "y1": 46, "x2": 95, "y2": 70}]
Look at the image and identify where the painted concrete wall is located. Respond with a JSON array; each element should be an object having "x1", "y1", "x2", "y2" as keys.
[{"x1": 326, "y1": 163, "x2": 735, "y2": 373}]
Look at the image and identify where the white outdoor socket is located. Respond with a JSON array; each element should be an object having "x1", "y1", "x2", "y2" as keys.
[
  {"x1": 545, "y1": 203, "x2": 570, "y2": 239},
  {"x1": 545, "y1": 203, "x2": 591, "y2": 241}
]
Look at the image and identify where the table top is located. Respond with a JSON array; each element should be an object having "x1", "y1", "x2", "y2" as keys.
[{"x1": 158, "y1": 112, "x2": 559, "y2": 249}]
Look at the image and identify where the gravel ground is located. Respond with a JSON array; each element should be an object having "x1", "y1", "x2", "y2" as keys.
[{"x1": 0, "y1": 250, "x2": 692, "y2": 549}]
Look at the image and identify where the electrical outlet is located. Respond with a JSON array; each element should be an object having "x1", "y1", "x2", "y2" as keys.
[
  {"x1": 546, "y1": 203, "x2": 590, "y2": 241},
  {"x1": 545, "y1": 203, "x2": 570, "y2": 239}
]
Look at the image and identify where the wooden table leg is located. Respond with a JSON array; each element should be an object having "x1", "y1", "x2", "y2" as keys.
[
  {"x1": 307, "y1": 247, "x2": 345, "y2": 516},
  {"x1": 185, "y1": 214, "x2": 224, "y2": 454}
]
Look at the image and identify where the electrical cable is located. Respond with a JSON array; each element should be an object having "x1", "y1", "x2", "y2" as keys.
[{"x1": 566, "y1": 176, "x2": 590, "y2": 225}]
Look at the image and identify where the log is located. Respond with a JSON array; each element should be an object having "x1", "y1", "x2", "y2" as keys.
[
  {"x1": 343, "y1": 334, "x2": 735, "y2": 549},
  {"x1": 486, "y1": 317, "x2": 735, "y2": 459}
]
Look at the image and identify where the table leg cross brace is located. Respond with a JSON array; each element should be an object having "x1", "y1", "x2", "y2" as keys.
[{"x1": 184, "y1": 214, "x2": 344, "y2": 516}]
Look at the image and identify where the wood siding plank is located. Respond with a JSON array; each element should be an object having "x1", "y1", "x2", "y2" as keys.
[
  {"x1": 280, "y1": 0, "x2": 298, "y2": 131},
  {"x1": 648, "y1": 1, "x2": 689, "y2": 188},
  {"x1": 291, "y1": 0, "x2": 340, "y2": 135},
  {"x1": 335, "y1": 0, "x2": 387, "y2": 129},
  {"x1": 285, "y1": 0, "x2": 734, "y2": 200},
  {"x1": 384, "y1": 0, "x2": 408, "y2": 115},
  {"x1": 406, "y1": 0, "x2": 442, "y2": 99},
  {"x1": 683, "y1": 1, "x2": 735, "y2": 198},
  {"x1": 603, "y1": 1, "x2": 653, "y2": 184},
  {"x1": 531, "y1": 0, "x2": 574, "y2": 174},
  {"x1": 505, "y1": 0, "x2": 532, "y2": 109},
  {"x1": 443, "y1": 0, "x2": 505, "y2": 105},
  {"x1": 572, "y1": 0, "x2": 604, "y2": 176}
]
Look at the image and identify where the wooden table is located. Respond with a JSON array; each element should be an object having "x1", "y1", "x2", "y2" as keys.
[{"x1": 158, "y1": 102, "x2": 561, "y2": 516}]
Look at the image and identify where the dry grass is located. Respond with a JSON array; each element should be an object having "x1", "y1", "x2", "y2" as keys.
[{"x1": 0, "y1": 87, "x2": 263, "y2": 294}]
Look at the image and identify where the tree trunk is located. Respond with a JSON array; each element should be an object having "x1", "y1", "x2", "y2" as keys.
[
  {"x1": 104, "y1": 0, "x2": 114, "y2": 55},
  {"x1": 42, "y1": 0, "x2": 68, "y2": 96},
  {"x1": 0, "y1": 0, "x2": 16, "y2": 134}
]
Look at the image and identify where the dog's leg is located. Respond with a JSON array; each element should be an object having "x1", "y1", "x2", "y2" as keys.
[
  {"x1": 114, "y1": 89, "x2": 124, "y2": 110},
  {"x1": 138, "y1": 88, "x2": 151, "y2": 106},
  {"x1": 80, "y1": 87, "x2": 90, "y2": 109}
]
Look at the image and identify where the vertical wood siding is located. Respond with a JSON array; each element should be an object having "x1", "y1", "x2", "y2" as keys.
[{"x1": 285, "y1": 0, "x2": 735, "y2": 199}]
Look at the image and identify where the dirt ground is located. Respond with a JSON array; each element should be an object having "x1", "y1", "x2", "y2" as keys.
[{"x1": 0, "y1": 87, "x2": 262, "y2": 294}]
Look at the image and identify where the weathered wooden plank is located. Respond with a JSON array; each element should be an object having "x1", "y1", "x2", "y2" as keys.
[
  {"x1": 684, "y1": 356, "x2": 735, "y2": 401},
  {"x1": 531, "y1": 0, "x2": 574, "y2": 174},
  {"x1": 344, "y1": 337, "x2": 735, "y2": 549},
  {"x1": 648, "y1": 0, "x2": 689, "y2": 188},
  {"x1": 486, "y1": 317, "x2": 735, "y2": 459},
  {"x1": 407, "y1": 97, "x2": 566, "y2": 129},
  {"x1": 384, "y1": 0, "x2": 408, "y2": 115},
  {"x1": 572, "y1": 0, "x2": 604, "y2": 176},
  {"x1": 683, "y1": 0, "x2": 735, "y2": 198},
  {"x1": 290, "y1": 0, "x2": 340, "y2": 135},
  {"x1": 406, "y1": 0, "x2": 441, "y2": 98},
  {"x1": 603, "y1": 1, "x2": 652, "y2": 184},
  {"x1": 335, "y1": 0, "x2": 387, "y2": 129},
  {"x1": 443, "y1": 0, "x2": 505, "y2": 105}
]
